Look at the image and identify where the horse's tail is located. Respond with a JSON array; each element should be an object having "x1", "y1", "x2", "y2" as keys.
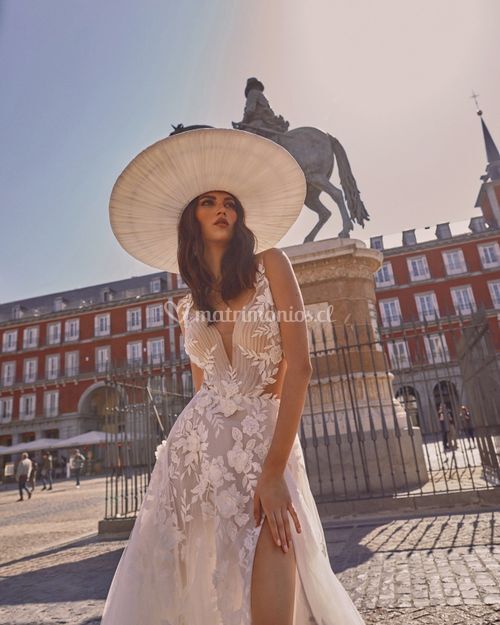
[{"x1": 328, "y1": 134, "x2": 370, "y2": 227}]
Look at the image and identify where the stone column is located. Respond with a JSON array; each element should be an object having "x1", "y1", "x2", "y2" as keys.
[{"x1": 284, "y1": 238, "x2": 429, "y2": 498}]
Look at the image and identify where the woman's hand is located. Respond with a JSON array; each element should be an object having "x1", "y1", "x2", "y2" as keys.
[{"x1": 253, "y1": 469, "x2": 302, "y2": 553}]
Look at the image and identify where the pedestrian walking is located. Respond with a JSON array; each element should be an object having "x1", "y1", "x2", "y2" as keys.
[
  {"x1": 28, "y1": 455, "x2": 38, "y2": 491},
  {"x1": 447, "y1": 407, "x2": 458, "y2": 451},
  {"x1": 438, "y1": 403, "x2": 449, "y2": 452},
  {"x1": 460, "y1": 405, "x2": 476, "y2": 448},
  {"x1": 41, "y1": 451, "x2": 54, "y2": 490},
  {"x1": 16, "y1": 452, "x2": 32, "y2": 502},
  {"x1": 71, "y1": 448, "x2": 86, "y2": 488}
]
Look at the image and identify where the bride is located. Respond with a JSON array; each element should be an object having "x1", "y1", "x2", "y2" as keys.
[{"x1": 103, "y1": 127, "x2": 366, "y2": 625}]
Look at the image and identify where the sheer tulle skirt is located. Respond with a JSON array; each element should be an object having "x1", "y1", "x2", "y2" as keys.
[{"x1": 101, "y1": 392, "x2": 366, "y2": 625}]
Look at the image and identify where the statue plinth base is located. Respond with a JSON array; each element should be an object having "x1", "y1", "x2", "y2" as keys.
[{"x1": 284, "y1": 237, "x2": 429, "y2": 497}]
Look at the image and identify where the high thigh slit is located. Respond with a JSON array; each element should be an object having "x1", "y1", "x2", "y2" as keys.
[{"x1": 101, "y1": 259, "x2": 366, "y2": 625}]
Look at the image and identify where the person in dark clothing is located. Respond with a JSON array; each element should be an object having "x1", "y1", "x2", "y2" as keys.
[
  {"x1": 460, "y1": 405, "x2": 476, "y2": 448},
  {"x1": 41, "y1": 451, "x2": 54, "y2": 490}
]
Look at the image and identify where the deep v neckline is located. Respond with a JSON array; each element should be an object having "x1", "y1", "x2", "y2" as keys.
[{"x1": 210, "y1": 261, "x2": 264, "y2": 369}]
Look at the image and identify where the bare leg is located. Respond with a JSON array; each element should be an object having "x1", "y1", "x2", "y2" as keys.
[{"x1": 251, "y1": 515, "x2": 296, "y2": 625}]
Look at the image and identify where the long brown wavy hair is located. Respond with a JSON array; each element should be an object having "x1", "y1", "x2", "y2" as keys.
[{"x1": 177, "y1": 192, "x2": 259, "y2": 325}]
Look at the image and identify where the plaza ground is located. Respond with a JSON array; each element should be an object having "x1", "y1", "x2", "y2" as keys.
[{"x1": 0, "y1": 476, "x2": 499, "y2": 624}]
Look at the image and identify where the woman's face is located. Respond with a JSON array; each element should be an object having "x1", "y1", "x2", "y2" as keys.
[{"x1": 194, "y1": 190, "x2": 238, "y2": 244}]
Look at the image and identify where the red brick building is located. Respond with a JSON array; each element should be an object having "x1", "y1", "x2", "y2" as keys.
[
  {"x1": 369, "y1": 111, "x2": 500, "y2": 430},
  {"x1": 0, "y1": 271, "x2": 191, "y2": 458}
]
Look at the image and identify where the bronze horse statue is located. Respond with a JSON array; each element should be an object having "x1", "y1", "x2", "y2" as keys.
[{"x1": 170, "y1": 123, "x2": 369, "y2": 242}]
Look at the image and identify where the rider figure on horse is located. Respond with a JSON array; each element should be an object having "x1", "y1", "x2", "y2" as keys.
[{"x1": 233, "y1": 77, "x2": 289, "y2": 136}]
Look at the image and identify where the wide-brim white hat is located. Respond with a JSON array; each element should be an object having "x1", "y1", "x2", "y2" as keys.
[{"x1": 109, "y1": 128, "x2": 306, "y2": 274}]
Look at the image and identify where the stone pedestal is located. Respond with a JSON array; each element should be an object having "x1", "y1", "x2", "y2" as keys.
[{"x1": 283, "y1": 237, "x2": 429, "y2": 497}]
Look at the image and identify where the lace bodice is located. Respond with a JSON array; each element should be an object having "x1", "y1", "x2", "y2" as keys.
[{"x1": 176, "y1": 260, "x2": 283, "y2": 407}]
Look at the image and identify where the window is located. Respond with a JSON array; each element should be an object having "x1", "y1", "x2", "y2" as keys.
[
  {"x1": 488, "y1": 280, "x2": 500, "y2": 309},
  {"x1": 94, "y1": 313, "x2": 111, "y2": 337},
  {"x1": 147, "y1": 338, "x2": 165, "y2": 364},
  {"x1": 47, "y1": 322, "x2": 61, "y2": 345},
  {"x1": 23, "y1": 326, "x2": 39, "y2": 349},
  {"x1": 44, "y1": 390, "x2": 59, "y2": 417},
  {"x1": 478, "y1": 242, "x2": 500, "y2": 269},
  {"x1": 415, "y1": 292, "x2": 439, "y2": 322},
  {"x1": 442, "y1": 249, "x2": 467, "y2": 275},
  {"x1": 387, "y1": 340, "x2": 411, "y2": 369},
  {"x1": 12, "y1": 305, "x2": 24, "y2": 320},
  {"x1": 0, "y1": 397, "x2": 13, "y2": 423},
  {"x1": 375, "y1": 262, "x2": 395, "y2": 287},
  {"x1": 96, "y1": 346, "x2": 111, "y2": 373},
  {"x1": 127, "y1": 341, "x2": 143, "y2": 366},
  {"x1": 23, "y1": 358, "x2": 38, "y2": 383},
  {"x1": 181, "y1": 370, "x2": 193, "y2": 395},
  {"x1": 64, "y1": 319, "x2": 80, "y2": 342},
  {"x1": 379, "y1": 298, "x2": 402, "y2": 327},
  {"x1": 424, "y1": 334, "x2": 450, "y2": 364},
  {"x1": 54, "y1": 297, "x2": 67, "y2": 312},
  {"x1": 20, "y1": 394, "x2": 36, "y2": 420},
  {"x1": 2, "y1": 330, "x2": 17, "y2": 352},
  {"x1": 180, "y1": 334, "x2": 186, "y2": 358},
  {"x1": 127, "y1": 308, "x2": 142, "y2": 331},
  {"x1": 46, "y1": 354, "x2": 60, "y2": 380},
  {"x1": 1, "y1": 362, "x2": 16, "y2": 386},
  {"x1": 407, "y1": 255, "x2": 430, "y2": 281},
  {"x1": 450, "y1": 286, "x2": 476, "y2": 315},
  {"x1": 150, "y1": 278, "x2": 162, "y2": 293},
  {"x1": 146, "y1": 304, "x2": 164, "y2": 328},
  {"x1": 177, "y1": 275, "x2": 188, "y2": 289},
  {"x1": 65, "y1": 351, "x2": 80, "y2": 376}
]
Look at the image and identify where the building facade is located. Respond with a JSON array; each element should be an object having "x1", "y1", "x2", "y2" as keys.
[
  {"x1": 369, "y1": 111, "x2": 500, "y2": 431},
  {"x1": 0, "y1": 271, "x2": 191, "y2": 457}
]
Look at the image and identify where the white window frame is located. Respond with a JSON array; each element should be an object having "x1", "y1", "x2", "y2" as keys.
[
  {"x1": 127, "y1": 341, "x2": 143, "y2": 366},
  {"x1": 23, "y1": 326, "x2": 39, "y2": 349},
  {"x1": 44, "y1": 390, "x2": 59, "y2": 418},
  {"x1": 0, "y1": 397, "x2": 13, "y2": 422},
  {"x1": 94, "y1": 313, "x2": 111, "y2": 337},
  {"x1": 487, "y1": 280, "x2": 500, "y2": 309},
  {"x1": 424, "y1": 334, "x2": 450, "y2": 364},
  {"x1": 387, "y1": 340, "x2": 411, "y2": 369},
  {"x1": 150, "y1": 278, "x2": 162, "y2": 293},
  {"x1": 375, "y1": 262, "x2": 395, "y2": 287},
  {"x1": 414, "y1": 292, "x2": 440, "y2": 322},
  {"x1": 146, "y1": 304, "x2": 164, "y2": 328},
  {"x1": 46, "y1": 354, "x2": 60, "y2": 380},
  {"x1": 95, "y1": 346, "x2": 111, "y2": 373},
  {"x1": 20, "y1": 394, "x2": 36, "y2": 420},
  {"x1": 147, "y1": 338, "x2": 165, "y2": 365},
  {"x1": 450, "y1": 285, "x2": 477, "y2": 316},
  {"x1": 23, "y1": 358, "x2": 38, "y2": 384},
  {"x1": 127, "y1": 308, "x2": 142, "y2": 332},
  {"x1": 379, "y1": 298, "x2": 402, "y2": 327},
  {"x1": 442, "y1": 249, "x2": 467, "y2": 275},
  {"x1": 47, "y1": 322, "x2": 61, "y2": 345},
  {"x1": 478, "y1": 242, "x2": 500, "y2": 269},
  {"x1": 1, "y1": 361, "x2": 16, "y2": 387},
  {"x1": 2, "y1": 330, "x2": 17, "y2": 352},
  {"x1": 65, "y1": 351, "x2": 80, "y2": 377},
  {"x1": 407, "y1": 255, "x2": 431, "y2": 281},
  {"x1": 65, "y1": 319, "x2": 80, "y2": 342}
]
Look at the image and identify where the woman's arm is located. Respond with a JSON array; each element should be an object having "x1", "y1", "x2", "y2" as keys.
[
  {"x1": 261, "y1": 247, "x2": 312, "y2": 475},
  {"x1": 253, "y1": 247, "x2": 312, "y2": 552}
]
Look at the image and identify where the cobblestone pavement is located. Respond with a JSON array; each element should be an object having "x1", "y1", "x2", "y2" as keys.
[{"x1": 0, "y1": 478, "x2": 499, "y2": 624}]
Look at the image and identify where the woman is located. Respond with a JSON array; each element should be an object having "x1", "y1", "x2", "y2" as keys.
[{"x1": 103, "y1": 128, "x2": 366, "y2": 625}]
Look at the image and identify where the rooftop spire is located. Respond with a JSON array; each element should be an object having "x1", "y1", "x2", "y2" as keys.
[{"x1": 472, "y1": 91, "x2": 500, "y2": 181}]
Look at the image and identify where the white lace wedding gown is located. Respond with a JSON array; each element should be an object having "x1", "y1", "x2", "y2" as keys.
[{"x1": 101, "y1": 260, "x2": 366, "y2": 625}]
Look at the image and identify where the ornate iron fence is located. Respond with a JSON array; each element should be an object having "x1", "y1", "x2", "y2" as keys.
[{"x1": 102, "y1": 308, "x2": 500, "y2": 520}]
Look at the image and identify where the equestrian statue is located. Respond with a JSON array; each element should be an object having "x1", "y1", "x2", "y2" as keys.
[{"x1": 171, "y1": 77, "x2": 369, "y2": 242}]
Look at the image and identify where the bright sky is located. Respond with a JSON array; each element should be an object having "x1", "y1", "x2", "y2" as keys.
[{"x1": 1, "y1": 0, "x2": 499, "y2": 303}]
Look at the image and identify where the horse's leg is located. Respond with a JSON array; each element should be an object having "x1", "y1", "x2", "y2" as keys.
[
  {"x1": 309, "y1": 174, "x2": 354, "y2": 238},
  {"x1": 303, "y1": 186, "x2": 331, "y2": 243}
]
